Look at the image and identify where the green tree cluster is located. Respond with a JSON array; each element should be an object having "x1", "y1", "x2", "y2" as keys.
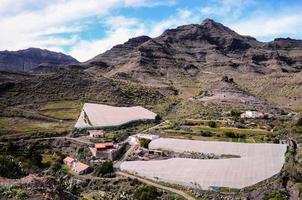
[
  {"x1": 0, "y1": 155, "x2": 26, "y2": 179},
  {"x1": 95, "y1": 161, "x2": 114, "y2": 177},
  {"x1": 134, "y1": 186, "x2": 162, "y2": 200}
]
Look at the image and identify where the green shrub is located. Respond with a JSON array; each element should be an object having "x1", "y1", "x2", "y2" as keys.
[
  {"x1": 230, "y1": 110, "x2": 241, "y2": 117},
  {"x1": 134, "y1": 186, "x2": 162, "y2": 200},
  {"x1": 200, "y1": 130, "x2": 214, "y2": 137},
  {"x1": 140, "y1": 138, "x2": 151, "y2": 148},
  {"x1": 0, "y1": 155, "x2": 26, "y2": 179},
  {"x1": 208, "y1": 121, "x2": 217, "y2": 128},
  {"x1": 297, "y1": 118, "x2": 302, "y2": 126},
  {"x1": 0, "y1": 186, "x2": 28, "y2": 200},
  {"x1": 262, "y1": 191, "x2": 287, "y2": 200},
  {"x1": 224, "y1": 131, "x2": 246, "y2": 138},
  {"x1": 95, "y1": 161, "x2": 114, "y2": 177}
]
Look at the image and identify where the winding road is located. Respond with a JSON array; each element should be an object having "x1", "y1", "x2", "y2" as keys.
[{"x1": 116, "y1": 171, "x2": 196, "y2": 200}]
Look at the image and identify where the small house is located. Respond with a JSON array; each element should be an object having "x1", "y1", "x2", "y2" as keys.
[
  {"x1": 89, "y1": 142, "x2": 123, "y2": 160},
  {"x1": 63, "y1": 156, "x2": 91, "y2": 175},
  {"x1": 73, "y1": 162, "x2": 90, "y2": 175},
  {"x1": 63, "y1": 156, "x2": 75, "y2": 167}
]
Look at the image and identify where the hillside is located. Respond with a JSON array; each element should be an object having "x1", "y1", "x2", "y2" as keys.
[
  {"x1": 0, "y1": 48, "x2": 78, "y2": 72},
  {"x1": 87, "y1": 19, "x2": 302, "y2": 80}
]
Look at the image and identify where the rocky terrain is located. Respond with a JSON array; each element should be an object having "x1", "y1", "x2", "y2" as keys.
[
  {"x1": 192, "y1": 76, "x2": 276, "y2": 111},
  {"x1": 87, "y1": 19, "x2": 302, "y2": 81},
  {"x1": 0, "y1": 48, "x2": 78, "y2": 72},
  {"x1": 0, "y1": 18, "x2": 302, "y2": 200}
]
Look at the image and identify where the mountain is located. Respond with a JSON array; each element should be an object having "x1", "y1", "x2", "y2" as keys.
[
  {"x1": 0, "y1": 48, "x2": 78, "y2": 72},
  {"x1": 87, "y1": 19, "x2": 302, "y2": 83},
  {"x1": 0, "y1": 19, "x2": 301, "y2": 111}
]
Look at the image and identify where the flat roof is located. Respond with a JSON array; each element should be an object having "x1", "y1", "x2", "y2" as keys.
[
  {"x1": 75, "y1": 103, "x2": 157, "y2": 129},
  {"x1": 121, "y1": 138, "x2": 287, "y2": 189}
]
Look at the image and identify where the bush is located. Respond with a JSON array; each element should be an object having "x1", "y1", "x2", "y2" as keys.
[
  {"x1": 224, "y1": 131, "x2": 246, "y2": 138},
  {"x1": 230, "y1": 110, "x2": 241, "y2": 117},
  {"x1": 297, "y1": 118, "x2": 302, "y2": 126},
  {"x1": 0, "y1": 155, "x2": 26, "y2": 179},
  {"x1": 0, "y1": 186, "x2": 28, "y2": 200},
  {"x1": 262, "y1": 191, "x2": 287, "y2": 200},
  {"x1": 95, "y1": 161, "x2": 114, "y2": 177},
  {"x1": 140, "y1": 138, "x2": 151, "y2": 149},
  {"x1": 208, "y1": 121, "x2": 217, "y2": 128},
  {"x1": 134, "y1": 186, "x2": 162, "y2": 200},
  {"x1": 200, "y1": 130, "x2": 214, "y2": 137}
]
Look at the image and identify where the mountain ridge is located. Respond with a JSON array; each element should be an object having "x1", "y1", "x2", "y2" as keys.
[{"x1": 0, "y1": 47, "x2": 78, "y2": 72}]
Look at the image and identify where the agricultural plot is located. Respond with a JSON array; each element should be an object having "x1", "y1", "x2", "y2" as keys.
[
  {"x1": 121, "y1": 138, "x2": 287, "y2": 189},
  {"x1": 75, "y1": 103, "x2": 157, "y2": 129},
  {"x1": 38, "y1": 100, "x2": 82, "y2": 120}
]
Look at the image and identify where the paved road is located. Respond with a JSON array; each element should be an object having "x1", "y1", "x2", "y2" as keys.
[{"x1": 116, "y1": 171, "x2": 196, "y2": 200}]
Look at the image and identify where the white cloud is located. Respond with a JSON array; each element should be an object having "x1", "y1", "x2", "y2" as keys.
[
  {"x1": 70, "y1": 15, "x2": 147, "y2": 61},
  {"x1": 0, "y1": 0, "x2": 175, "y2": 57},
  {"x1": 230, "y1": 15, "x2": 302, "y2": 39},
  {"x1": 69, "y1": 9, "x2": 203, "y2": 61}
]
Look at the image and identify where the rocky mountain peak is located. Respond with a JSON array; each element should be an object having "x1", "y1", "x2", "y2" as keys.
[
  {"x1": 86, "y1": 19, "x2": 302, "y2": 78},
  {"x1": 0, "y1": 48, "x2": 78, "y2": 72}
]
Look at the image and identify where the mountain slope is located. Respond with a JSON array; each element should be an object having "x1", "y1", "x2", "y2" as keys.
[
  {"x1": 0, "y1": 48, "x2": 78, "y2": 72},
  {"x1": 87, "y1": 19, "x2": 302, "y2": 83}
]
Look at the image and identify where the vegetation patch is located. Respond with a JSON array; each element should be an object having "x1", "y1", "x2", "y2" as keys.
[
  {"x1": 0, "y1": 117, "x2": 72, "y2": 134},
  {"x1": 0, "y1": 155, "x2": 26, "y2": 179},
  {"x1": 95, "y1": 161, "x2": 114, "y2": 178},
  {"x1": 0, "y1": 186, "x2": 28, "y2": 200},
  {"x1": 133, "y1": 185, "x2": 162, "y2": 200}
]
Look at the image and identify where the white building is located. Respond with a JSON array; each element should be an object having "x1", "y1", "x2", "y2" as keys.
[
  {"x1": 240, "y1": 111, "x2": 264, "y2": 119},
  {"x1": 88, "y1": 130, "x2": 105, "y2": 138}
]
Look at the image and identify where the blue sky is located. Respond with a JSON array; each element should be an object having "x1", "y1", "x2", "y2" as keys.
[{"x1": 0, "y1": 0, "x2": 302, "y2": 61}]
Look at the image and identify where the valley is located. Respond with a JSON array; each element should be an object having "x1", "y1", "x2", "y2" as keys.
[{"x1": 0, "y1": 19, "x2": 302, "y2": 200}]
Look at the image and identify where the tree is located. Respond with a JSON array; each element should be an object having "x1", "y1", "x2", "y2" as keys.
[
  {"x1": 230, "y1": 110, "x2": 241, "y2": 117},
  {"x1": 262, "y1": 191, "x2": 287, "y2": 200},
  {"x1": 297, "y1": 117, "x2": 302, "y2": 126},
  {"x1": 140, "y1": 138, "x2": 151, "y2": 148},
  {"x1": 134, "y1": 186, "x2": 162, "y2": 200},
  {"x1": 208, "y1": 121, "x2": 217, "y2": 128},
  {"x1": 200, "y1": 130, "x2": 214, "y2": 137},
  {"x1": 0, "y1": 155, "x2": 25, "y2": 179},
  {"x1": 31, "y1": 152, "x2": 43, "y2": 168},
  {"x1": 95, "y1": 161, "x2": 114, "y2": 177}
]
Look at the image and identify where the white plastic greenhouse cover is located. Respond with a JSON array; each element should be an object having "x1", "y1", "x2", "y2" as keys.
[
  {"x1": 75, "y1": 103, "x2": 157, "y2": 129},
  {"x1": 121, "y1": 138, "x2": 287, "y2": 189}
]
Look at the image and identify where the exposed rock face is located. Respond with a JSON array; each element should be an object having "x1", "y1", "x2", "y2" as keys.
[
  {"x1": 0, "y1": 48, "x2": 78, "y2": 72},
  {"x1": 87, "y1": 19, "x2": 302, "y2": 82},
  {"x1": 192, "y1": 79, "x2": 275, "y2": 111}
]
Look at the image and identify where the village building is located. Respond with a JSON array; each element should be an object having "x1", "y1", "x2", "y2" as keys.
[
  {"x1": 75, "y1": 103, "x2": 157, "y2": 130},
  {"x1": 63, "y1": 156, "x2": 91, "y2": 175},
  {"x1": 63, "y1": 156, "x2": 75, "y2": 167},
  {"x1": 89, "y1": 142, "x2": 123, "y2": 160},
  {"x1": 129, "y1": 134, "x2": 160, "y2": 145},
  {"x1": 73, "y1": 162, "x2": 90, "y2": 175},
  {"x1": 240, "y1": 111, "x2": 264, "y2": 119},
  {"x1": 88, "y1": 130, "x2": 105, "y2": 138}
]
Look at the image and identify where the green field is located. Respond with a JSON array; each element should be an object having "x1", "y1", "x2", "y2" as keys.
[
  {"x1": 191, "y1": 125, "x2": 270, "y2": 136},
  {"x1": 0, "y1": 117, "x2": 72, "y2": 134},
  {"x1": 38, "y1": 100, "x2": 82, "y2": 120}
]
